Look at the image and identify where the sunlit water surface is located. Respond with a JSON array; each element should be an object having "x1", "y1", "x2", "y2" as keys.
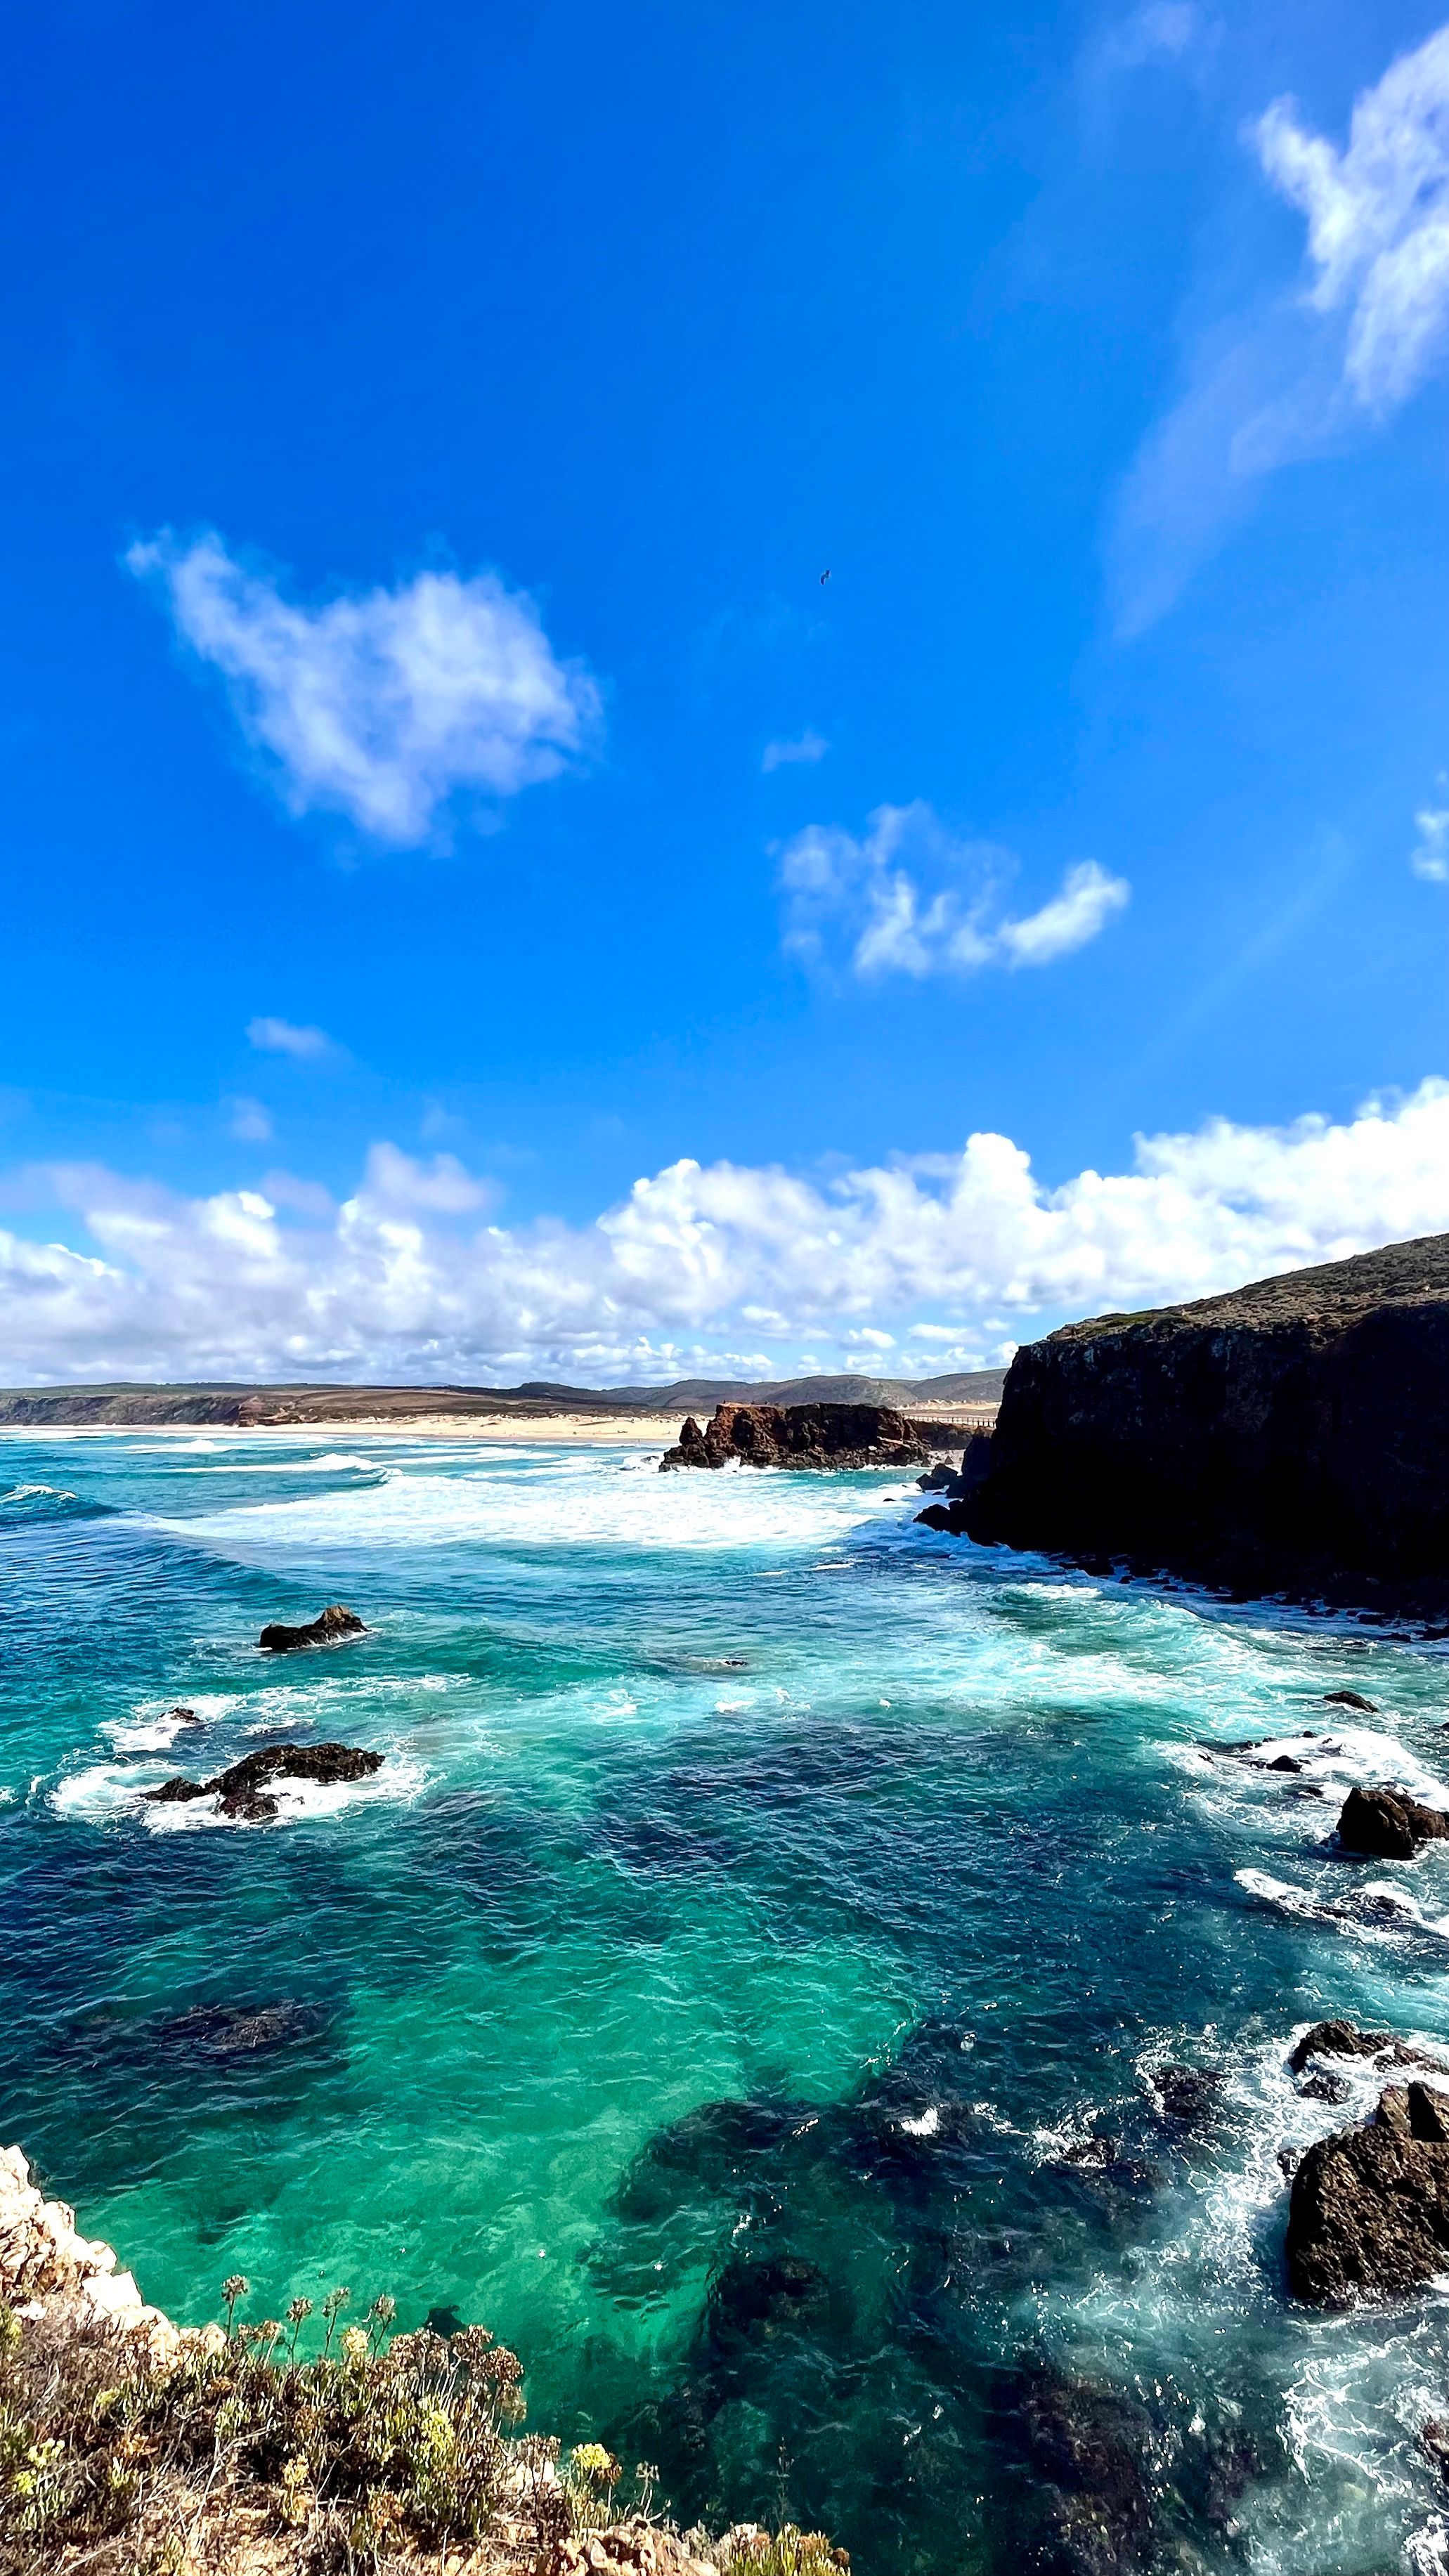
[{"x1": 4, "y1": 1431, "x2": 1449, "y2": 2574}]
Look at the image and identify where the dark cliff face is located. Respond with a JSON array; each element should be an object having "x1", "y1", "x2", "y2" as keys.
[{"x1": 949, "y1": 1232, "x2": 1449, "y2": 1608}]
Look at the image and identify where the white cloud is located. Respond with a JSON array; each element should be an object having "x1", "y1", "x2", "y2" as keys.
[
  {"x1": 5, "y1": 1080, "x2": 1449, "y2": 1384},
  {"x1": 779, "y1": 802, "x2": 1129, "y2": 979},
  {"x1": 1255, "y1": 27, "x2": 1449, "y2": 415},
  {"x1": 762, "y1": 729, "x2": 830, "y2": 772},
  {"x1": 226, "y1": 1096, "x2": 274, "y2": 1143},
  {"x1": 247, "y1": 1017, "x2": 335, "y2": 1060},
  {"x1": 128, "y1": 532, "x2": 601, "y2": 845},
  {"x1": 1412, "y1": 805, "x2": 1449, "y2": 881},
  {"x1": 1112, "y1": 23, "x2": 1449, "y2": 627}
]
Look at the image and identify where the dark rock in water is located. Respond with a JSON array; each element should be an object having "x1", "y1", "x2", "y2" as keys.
[
  {"x1": 1287, "y1": 2083, "x2": 1449, "y2": 2303},
  {"x1": 1299, "y1": 2071, "x2": 1352, "y2": 2105},
  {"x1": 916, "y1": 1428, "x2": 995, "y2": 1504},
  {"x1": 1421, "y1": 2418, "x2": 1449, "y2": 2480},
  {"x1": 1278, "y1": 2146, "x2": 1301, "y2": 2180},
  {"x1": 259, "y1": 1603, "x2": 366, "y2": 1652},
  {"x1": 994, "y1": 2356, "x2": 1159, "y2": 2575},
  {"x1": 1336, "y1": 1785, "x2": 1449, "y2": 1859},
  {"x1": 170, "y1": 1706, "x2": 202, "y2": 1726},
  {"x1": 1289, "y1": 2019, "x2": 1449, "y2": 2076},
  {"x1": 142, "y1": 1741, "x2": 383, "y2": 1822},
  {"x1": 706, "y1": 2251, "x2": 828, "y2": 2341},
  {"x1": 927, "y1": 1232, "x2": 1449, "y2": 1614},
  {"x1": 157, "y1": 2001, "x2": 329, "y2": 2057},
  {"x1": 424, "y1": 2304, "x2": 466, "y2": 2340},
  {"x1": 1151, "y1": 2065, "x2": 1223, "y2": 2128},
  {"x1": 661, "y1": 1400, "x2": 957, "y2": 1474},
  {"x1": 1324, "y1": 1689, "x2": 1379, "y2": 1712},
  {"x1": 1266, "y1": 1754, "x2": 1304, "y2": 1771}
]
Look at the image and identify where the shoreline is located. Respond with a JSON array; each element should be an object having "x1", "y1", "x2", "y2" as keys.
[
  {"x1": 0, "y1": 1411, "x2": 683, "y2": 1445},
  {"x1": 0, "y1": 1401, "x2": 998, "y2": 1448}
]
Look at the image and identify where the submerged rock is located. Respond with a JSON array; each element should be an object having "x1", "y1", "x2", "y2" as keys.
[
  {"x1": 994, "y1": 2357, "x2": 1159, "y2": 2575},
  {"x1": 156, "y1": 2001, "x2": 329, "y2": 2057},
  {"x1": 1336, "y1": 1785, "x2": 1449, "y2": 1859},
  {"x1": 258, "y1": 1603, "x2": 366, "y2": 1652},
  {"x1": 1287, "y1": 2082, "x2": 1449, "y2": 2303},
  {"x1": 1324, "y1": 1689, "x2": 1379, "y2": 1712},
  {"x1": 660, "y1": 1402, "x2": 953, "y2": 1473},
  {"x1": 142, "y1": 1741, "x2": 383, "y2": 1823},
  {"x1": 1150, "y1": 2065, "x2": 1223, "y2": 2128},
  {"x1": 705, "y1": 2251, "x2": 829, "y2": 2343}
]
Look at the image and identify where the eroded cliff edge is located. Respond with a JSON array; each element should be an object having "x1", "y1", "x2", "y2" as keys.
[{"x1": 925, "y1": 1231, "x2": 1449, "y2": 1615}]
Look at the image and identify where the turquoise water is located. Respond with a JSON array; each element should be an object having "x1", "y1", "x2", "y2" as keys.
[{"x1": 4, "y1": 1431, "x2": 1449, "y2": 2573}]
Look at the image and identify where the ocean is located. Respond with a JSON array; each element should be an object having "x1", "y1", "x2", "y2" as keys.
[{"x1": 3, "y1": 1429, "x2": 1449, "y2": 2575}]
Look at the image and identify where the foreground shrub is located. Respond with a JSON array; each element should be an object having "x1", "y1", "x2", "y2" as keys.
[{"x1": 0, "y1": 2284, "x2": 850, "y2": 2576}]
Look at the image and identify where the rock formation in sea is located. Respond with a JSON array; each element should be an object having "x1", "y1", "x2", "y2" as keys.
[
  {"x1": 661, "y1": 1401, "x2": 969, "y2": 1472},
  {"x1": 143, "y1": 1741, "x2": 384, "y2": 1822},
  {"x1": 259, "y1": 1602, "x2": 366, "y2": 1651},
  {"x1": 1335, "y1": 1785, "x2": 1449, "y2": 1859},
  {"x1": 1287, "y1": 2080, "x2": 1449, "y2": 2304},
  {"x1": 916, "y1": 1231, "x2": 1449, "y2": 1613}
]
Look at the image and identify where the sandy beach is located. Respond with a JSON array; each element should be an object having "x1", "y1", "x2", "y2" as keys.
[{"x1": 0, "y1": 1403, "x2": 997, "y2": 1447}]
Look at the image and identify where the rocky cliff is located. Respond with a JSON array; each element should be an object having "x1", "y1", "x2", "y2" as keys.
[{"x1": 924, "y1": 1232, "x2": 1449, "y2": 1613}]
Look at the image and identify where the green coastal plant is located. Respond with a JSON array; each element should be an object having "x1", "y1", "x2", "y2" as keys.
[{"x1": 0, "y1": 2277, "x2": 848, "y2": 2576}]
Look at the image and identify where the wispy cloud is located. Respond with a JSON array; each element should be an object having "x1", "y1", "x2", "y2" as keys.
[
  {"x1": 1101, "y1": 2, "x2": 1204, "y2": 72},
  {"x1": 128, "y1": 531, "x2": 602, "y2": 845},
  {"x1": 1255, "y1": 29, "x2": 1449, "y2": 416},
  {"x1": 4, "y1": 1081, "x2": 1449, "y2": 1381},
  {"x1": 779, "y1": 801, "x2": 1129, "y2": 979},
  {"x1": 1111, "y1": 22, "x2": 1449, "y2": 628},
  {"x1": 1412, "y1": 804, "x2": 1449, "y2": 882},
  {"x1": 247, "y1": 1016, "x2": 336, "y2": 1061},
  {"x1": 226, "y1": 1095, "x2": 274, "y2": 1143},
  {"x1": 762, "y1": 729, "x2": 829, "y2": 773}
]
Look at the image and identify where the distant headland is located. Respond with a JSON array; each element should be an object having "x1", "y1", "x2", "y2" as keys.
[{"x1": 0, "y1": 1367, "x2": 1006, "y2": 1432}]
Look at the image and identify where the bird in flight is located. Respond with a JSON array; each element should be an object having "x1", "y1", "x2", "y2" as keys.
[{"x1": 819, "y1": 568, "x2": 831, "y2": 584}]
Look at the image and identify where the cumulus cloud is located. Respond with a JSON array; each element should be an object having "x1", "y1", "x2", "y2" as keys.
[
  {"x1": 247, "y1": 1016, "x2": 335, "y2": 1060},
  {"x1": 762, "y1": 729, "x2": 830, "y2": 772},
  {"x1": 779, "y1": 801, "x2": 1129, "y2": 979},
  {"x1": 128, "y1": 532, "x2": 601, "y2": 844},
  {"x1": 5, "y1": 1080, "x2": 1449, "y2": 1385},
  {"x1": 1112, "y1": 22, "x2": 1449, "y2": 627}
]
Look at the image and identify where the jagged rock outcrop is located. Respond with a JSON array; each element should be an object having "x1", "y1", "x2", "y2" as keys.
[
  {"x1": 1288, "y1": 2021, "x2": 1449, "y2": 2078},
  {"x1": 661, "y1": 1402, "x2": 968, "y2": 1472},
  {"x1": 923, "y1": 1232, "x2": 1449, "y2": 1612},
  {"x1": 1335, "y1": 1785, "x2": 1449, "y2": 1859},
  {"x1": 143, "y1": 1741, "x2": 384, "y2": 1822},
  {"x1": 915, "y1": 1428, "x2": 995, "y2": 1523},
  {"x1": 259, "y1": 1602, "x2": 365, "y2": 1651},
  {"x1": 1286, "y1": 2081, "x2": 1449, "y2": 2303}
]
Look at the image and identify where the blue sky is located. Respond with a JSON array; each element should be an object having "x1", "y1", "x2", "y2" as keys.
[{"x1": 3, "y1": 0, "x2": 1449, "y2": 1384}]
